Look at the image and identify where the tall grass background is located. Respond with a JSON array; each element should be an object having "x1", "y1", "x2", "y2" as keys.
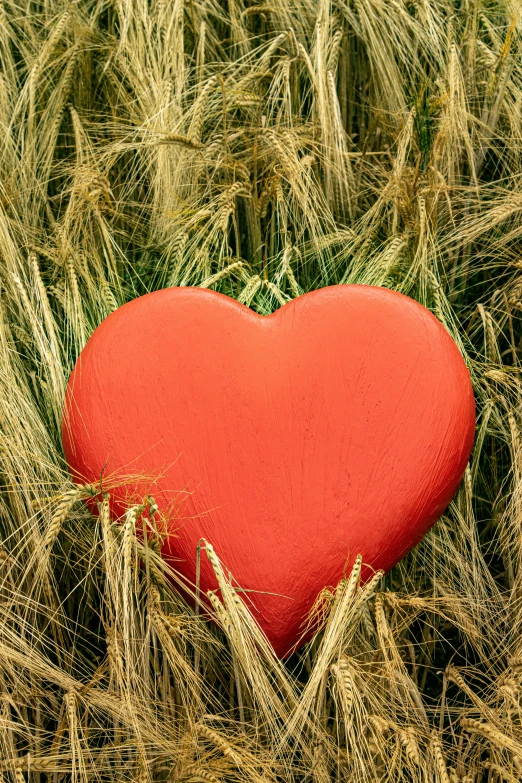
[{"x1": 0, "y1": 0, "x2": 521, "y2": 780}]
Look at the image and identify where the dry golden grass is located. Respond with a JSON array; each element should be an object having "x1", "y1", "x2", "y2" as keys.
[{"x1": 1, "y1": 0, "x2": 522, "y2": 780}]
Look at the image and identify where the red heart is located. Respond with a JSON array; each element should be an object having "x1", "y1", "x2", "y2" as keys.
[{"x1": 62, "y1": 285, "x2": 475, "y2": 656}]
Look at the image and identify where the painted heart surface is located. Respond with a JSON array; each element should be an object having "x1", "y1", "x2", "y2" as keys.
[{"x1": 62, "y1": 285, "x2": 475, "y2": 656}]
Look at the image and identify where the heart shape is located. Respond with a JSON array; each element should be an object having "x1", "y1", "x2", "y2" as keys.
[{"x1": 62, "y1": 285, "x2": 475, "y2": 656}]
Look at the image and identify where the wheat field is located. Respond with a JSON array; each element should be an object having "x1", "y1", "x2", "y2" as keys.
[{"x1": 0, "y1": 0, "x2": 521, "y2": 780}]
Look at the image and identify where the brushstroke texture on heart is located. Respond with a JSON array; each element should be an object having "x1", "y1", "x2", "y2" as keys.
[{"x1": 62, "y1": 285, "x2": 475, "y2": 656}]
